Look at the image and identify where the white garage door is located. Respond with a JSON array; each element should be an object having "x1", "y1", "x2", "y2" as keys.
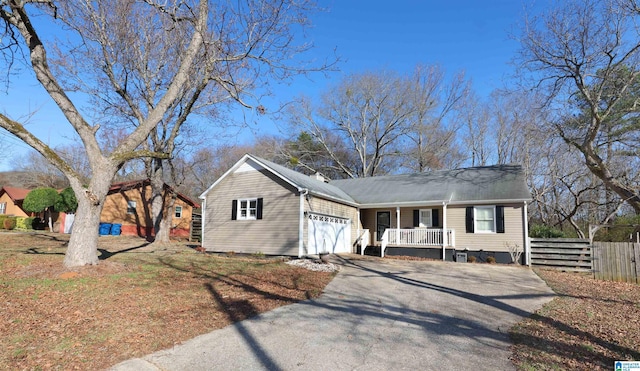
[{"x1": 307, "y1": 213, "x2": 351, "y2": 254}]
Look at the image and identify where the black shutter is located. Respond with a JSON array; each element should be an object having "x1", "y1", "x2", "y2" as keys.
[
  {"x1": 413, "y1": 209, "x2": 419, "y2": 227},
  {"x1": 231, "y1": 200, "x2": 237, "y2": 220},
  {"x1": 496, "y1": 206, "x2": 505, "y2": 233},
  {"x1": 256, "y1": 198, "x2": 263, "y2": 220},
  {"x1": 432, "y1": 209, "x2": 439, "y2": 227},
  {"x1": 465, "y1": 207, "x2": 474, "y2": 233}
]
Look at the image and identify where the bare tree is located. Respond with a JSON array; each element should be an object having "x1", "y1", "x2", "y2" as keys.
[
  {"x1": 404, "y1": 65, "x2": 469, "y2": 172},
  {"x1": 70, "y1": 0, "x2": 332, "y2": 244},
  {"x1": 13, "y1": 145, "x2": 91, "y2": 188},
  {"x1": 13, "y1": 151, "x2": 68, "y2": 189},
  {"x1": 288, "y1": 71, "x2": 413, "y2": 177},
  {"x1": 172, "y1": 136, "x2": 289, "y2": 200},
  {"x1": 459, "y1": 93, "x2": 492, "y2": 166},
  {"x1": 287, "y1": 67, "x2": 468, "y2": 178},
  {"x1": 173, "y1": 143, "x2": 255, "y2": 200},
  {"x1": 517, "y1": 0, "x2": 640, "y2": 213},
  {"x1": 0, "y1": 0, "x2": 325, "y2": 266}
]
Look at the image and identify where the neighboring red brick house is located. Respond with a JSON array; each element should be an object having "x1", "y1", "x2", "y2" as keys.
[{"x1": 101, "y1": 179, "x2": 200, "y2": 238}]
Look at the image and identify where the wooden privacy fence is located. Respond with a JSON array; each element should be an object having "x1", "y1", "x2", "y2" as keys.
[
  {"x1": 592, "y1": 242, "x2": 640, "y2": 284},
  {"x1": 530, "y1": 238, "x2": 592, "y2": 272}
]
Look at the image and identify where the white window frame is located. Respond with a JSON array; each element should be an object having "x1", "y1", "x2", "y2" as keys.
[
  {"x1": 237, "y1": 198, "x2": 258, "y2": 220},
  {"x1": 0, "y1": 202, "x2": 6, "y2": 215},
  {"x1": 419, "y1": 208, "x2": 432, "y2": 228},
  {"x1": 474, "y1": 206, "x2": 496, "y2": 233},
  {"x1": 174, "y1": 205, "x2": 183, "y2": 218},
  {"x1": 127, "y1": 201, "x2": 137, "y2": 214}
]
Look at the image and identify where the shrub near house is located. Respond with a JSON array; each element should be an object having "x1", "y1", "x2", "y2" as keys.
[{"x1": 0, "y1": 216, "x2": 35, "y2": 231}]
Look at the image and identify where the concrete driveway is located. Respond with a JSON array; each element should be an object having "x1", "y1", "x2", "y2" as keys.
[{"x1": 110, "y1": 256, "x2": 554, "y2": 371}]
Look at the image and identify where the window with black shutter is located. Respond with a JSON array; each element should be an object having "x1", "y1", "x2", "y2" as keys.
[
  {"x1": 233, "y1": 198, "x2": 263, "y2": 220},
  {"x1": 465, "y1": 206, "x2": 474, "y2": 233},
  {"x1": 496, "y1": 205, "x2": 505, "y2": 233}
]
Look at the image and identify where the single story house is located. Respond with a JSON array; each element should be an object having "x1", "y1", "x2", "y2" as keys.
[
  {"x1": 0, "y1": 186, "x2": 31, "y2": 217},
  {"x1": 199, "y1": 154, "x2": 532, "y2": 264},
  {"x1": 100, "y1": 179, "x2": 200, "y2": 238}
]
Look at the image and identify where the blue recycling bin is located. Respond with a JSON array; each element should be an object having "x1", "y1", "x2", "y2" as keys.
[
  {"x1": 99, "y1": 223, "x2": 112, "y2": 235},
  {"x1": 110, "y1": 223, "x2": 122, "y2": 236}
]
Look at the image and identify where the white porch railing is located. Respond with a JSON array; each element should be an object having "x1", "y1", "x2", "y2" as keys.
[
  {"x1": 387, "y1": 228, "x2": 455, "y2": 247},
  {"x1": 380, "y1": 228, "x2": 454, "y2": 258}
]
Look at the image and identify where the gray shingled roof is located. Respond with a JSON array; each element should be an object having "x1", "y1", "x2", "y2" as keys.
[
  {"x1": 251, "y1": 155, "x2": 530, "y2": 206},
  {"x1": 329, "y1": 165, "x2": 531, "y2": 206},
  {"x1": 252, "y1": 156, "x2": 357, "y2": 205}
]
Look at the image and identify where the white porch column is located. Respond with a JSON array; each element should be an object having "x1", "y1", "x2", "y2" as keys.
[
  {"x1": 524, "y1": 201, "x2": 530, "y2": 266},
  {"x1": 396, "y1": 206, "x2": 401, "y2": 243},
  {"x1": 357, "y1": 208, "x2": 361, "y2": 254},
  {"x1": 442, "y1": 202, "x2": 447, "y2": 261}
]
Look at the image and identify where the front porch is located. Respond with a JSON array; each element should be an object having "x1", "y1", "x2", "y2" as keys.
[{"x1": 358, "y1": 228, "x2": 455, "y2": 258}]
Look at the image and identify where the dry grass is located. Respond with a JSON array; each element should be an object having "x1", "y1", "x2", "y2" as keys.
[
  {"x1": 0, "y1": 232, "x2": 334, "y2": 370},
  {"x1": 510, "y1": 269, "x2": 640, "y2": 370}
]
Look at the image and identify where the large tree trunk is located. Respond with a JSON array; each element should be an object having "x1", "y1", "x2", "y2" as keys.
[
  {"x1": 63, "y1": 171, "x2": 114, "y2": 268},
  {"x1": 63, "y1": 196, "x2": 103, "y2": 267},
  {"x1": 149, "y1": 160, "x2": 171, "y2": 244},
  {"x1": 157, "y1": 195, "x2": 176, "y2": 243}
]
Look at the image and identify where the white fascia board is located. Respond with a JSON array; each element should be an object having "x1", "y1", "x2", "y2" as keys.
[
  {"x1": 446, "y1": 198, "x2": 532, "y2": 206},
  {"x1": 357, "y1": 198, "x2": 531, "y2": 209},
  {"x1": 357, "y1": 200, "x2": 449, "y2": 208}
]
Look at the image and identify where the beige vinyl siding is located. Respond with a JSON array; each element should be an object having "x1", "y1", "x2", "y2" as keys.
[
  {"x1": 448, "y1": 203, "x2": 525, "y2": 252},
  {"x1": 203, "y1": 169, "x2": 300, "y2": 255},
  {"x1": 398, "y1": 207, "x2": 442, "y2": 228},
  {"x1": 303, "y1": 197, "x2": 359, "y2": 254},
  {"x1": 360, "y1": 208, "x2": 393, "y2": 241},
  {"x1": 360, "y1": 205, "x2": 523, "y2": 251}
]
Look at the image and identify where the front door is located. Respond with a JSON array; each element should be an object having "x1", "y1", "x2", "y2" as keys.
[{"x1": 376, "y1": 211, "x2": 391, "y2": 241}]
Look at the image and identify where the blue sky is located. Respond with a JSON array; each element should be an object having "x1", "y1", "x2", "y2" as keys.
[{"x1": 0, "y1": 1, "x2": 539, "y2": 172}]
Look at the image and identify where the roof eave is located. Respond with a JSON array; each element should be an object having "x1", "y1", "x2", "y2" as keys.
[
  {"x1": 357, "y1": 200, "x2": 449, "y2": 208},
  {"x1": 447, "y1": 198, "x2": 532, "y2": 205},
  {"x1": 357, "y1": 198, "x2": 532, "y2": 208},
  {"x1": 308, "y1": 190, "x2": 359, "y2": 208}
]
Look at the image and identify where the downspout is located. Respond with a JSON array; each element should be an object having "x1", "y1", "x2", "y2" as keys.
[
  {"x1": 442, "y1": 201, "x2": 448, "y2": 261},
  {"x1": 524, "y1": 201, "x2": 530, "y2": 266},
  {"x1": 299, "y1": 189, "x2": 308, "y2": 258}
]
